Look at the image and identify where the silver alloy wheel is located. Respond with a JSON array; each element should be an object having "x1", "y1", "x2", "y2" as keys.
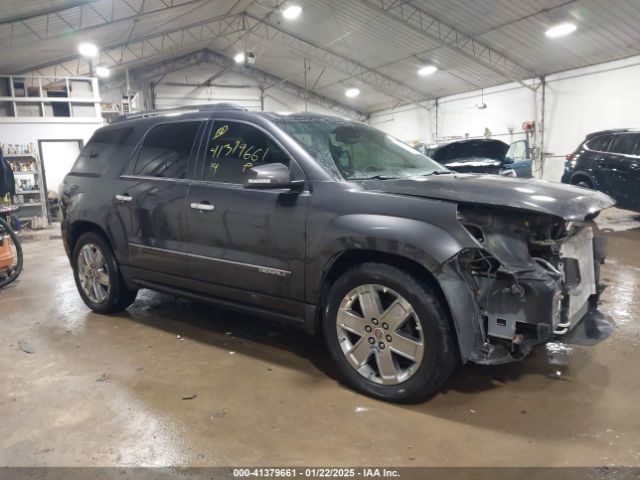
[
  {"x1": 336, "y1": 284, "x2": 424, "y2": 385},
  {"x1": 77, "y1": 243, "x2": 110, "y2": 304}
]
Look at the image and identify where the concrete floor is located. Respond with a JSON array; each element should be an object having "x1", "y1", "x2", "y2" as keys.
[{"x1": 1, "y1": 209, "x2": 639, "y2": 467}]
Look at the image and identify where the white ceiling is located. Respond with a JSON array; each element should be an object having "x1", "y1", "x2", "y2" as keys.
[{"x1": 1, "y1": 0, "x2": 639, "y2": 112}]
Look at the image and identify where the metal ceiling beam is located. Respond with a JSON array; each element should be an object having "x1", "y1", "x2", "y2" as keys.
[
  {"x1": 242, "y1": 13, "x2": 431, "y2": 105},
  {"x1": 20, "y1": 14, "x2": 245, "y2": 77},
  {"x1": 200, "y1": 63, "x2": 234, "y2": 86},
  {"x1": 0, "y1": 0, "x2": 218, "y2": 50},
  {"x1": 100, "y1": 49, "x2": 223, "y2": 89},
  {"x1": 102, "y1": 49, "x2": 368, "y2": 120},
  {"x1": 0, "y1": 1, "x2": 100, "y2": 24},
  {"x1": 357, "y1": 0, "x2": 536, "y2": 88}
]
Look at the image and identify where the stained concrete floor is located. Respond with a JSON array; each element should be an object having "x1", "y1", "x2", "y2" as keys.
[{"x1": 1, "y1": 209, "x2": 639, "y2": 468}]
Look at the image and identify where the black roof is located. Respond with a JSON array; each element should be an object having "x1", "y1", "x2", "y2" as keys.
[
  {"x1": 585, "y1": 128, "x2": 640, "y2": 139},
  {"x1": 112, "y1": 102, "x2": 247, "y2": 123},
  {"x1": 111, "y1": 103, "x2": 356, "y2": 125}
]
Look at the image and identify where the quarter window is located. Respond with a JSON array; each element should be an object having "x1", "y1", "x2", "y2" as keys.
[
  {"x1": 134, "y1": 121, "x2": 201, "y2": 178},
  {"x1": 586, "y1": 134, "x2": 612, "y2": 152},
  {"x1": 204, "y1": 122, "x2": 289, "y2": 184},
  {"x1": 609, "y1": 133, "x2": 640, "y2": 155},
  {"x1": 71, "y1": 126, "x2": 133, "y2": 175}
]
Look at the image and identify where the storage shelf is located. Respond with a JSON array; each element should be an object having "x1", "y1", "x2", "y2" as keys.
[
  {"x1": 4, "y1": 153, "x2": 36, "y2": 158},
  {"x1": 3, "y1": 136, "x2": 48, "y2": 224}
]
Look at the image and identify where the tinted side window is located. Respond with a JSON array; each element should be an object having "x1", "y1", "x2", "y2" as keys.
[
  {"x1": 205, "y1": 122, "x2": 289, "y2": 184},
  {"x1": 71, "y1": 126, "x2": 133, "y2": 175},
  {"x1": 609, "y1": 133, "x2": 640, "y2": 155},
  {"x1": 134, "y1": 121, "x2": 200, "y2": 178},
  {"x1": 586, "y1": 134, "x2": 612, "y2": 152}
]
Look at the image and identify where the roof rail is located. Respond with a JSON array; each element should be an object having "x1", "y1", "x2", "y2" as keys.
[{"x1": 112, "y1": 102, "x2": 247, "y2": 123}]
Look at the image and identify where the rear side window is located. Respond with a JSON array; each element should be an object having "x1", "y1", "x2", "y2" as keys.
[
  {"x1": 71, "y1": 126, "x2": 133, "y2": 175},
  {"x1": 586, "y1": 134, "x2": 612, "y2": 152},
  {"x1": 134, "y1": 122, "x2": 201, "y2": 179},
  {"x1": 608, "y1": 133, "x2": 640, "y2": 155}
]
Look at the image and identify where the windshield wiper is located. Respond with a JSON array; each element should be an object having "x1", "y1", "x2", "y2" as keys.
[
  {"x1": 422, "y1": 170, "x2": 455, "y2": 176},
  {"x1": 350, "y1": 175, "x2": 399, "y2": 180}
]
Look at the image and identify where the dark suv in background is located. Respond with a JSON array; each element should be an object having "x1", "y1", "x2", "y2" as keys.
[
  {"x1": 61, "y1": 104, "x2": 614, "y2": 402},
  {"x1": 562, "y1": 128, "x2": 640, "y2": 211}
]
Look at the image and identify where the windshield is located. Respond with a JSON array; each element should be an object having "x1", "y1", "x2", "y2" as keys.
[{"x1": 275, "y1": 118, "x2": 449, "y2": 180}]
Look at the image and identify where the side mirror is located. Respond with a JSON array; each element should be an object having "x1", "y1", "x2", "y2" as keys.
[
  {"x1": 503, "y1": 156, "x2": 515, "y2": 165},
  {"x1": 244, "y1": 163, "x2": 302, "y2": 190}
]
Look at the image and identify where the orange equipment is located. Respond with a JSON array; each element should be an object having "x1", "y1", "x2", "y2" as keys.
[{"x1": 0, "y1": 235, "x2": 14, "y2": 272}]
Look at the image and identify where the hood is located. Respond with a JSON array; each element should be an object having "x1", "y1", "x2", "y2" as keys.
[
  {"x1": 361, "y1": 174, "x2": 615, "y2": 221},
  {"x1": 431, "y1": 139, "x2": 510, "y2": 164}
]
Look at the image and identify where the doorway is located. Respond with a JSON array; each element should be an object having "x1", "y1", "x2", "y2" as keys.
[{"x1": 38, "y1": 139, "x2": 83, "y2": 221}]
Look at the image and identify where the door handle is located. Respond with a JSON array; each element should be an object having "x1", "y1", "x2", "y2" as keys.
[
  {"x1": 115, "y1": 194, "x2": 132, "y2": 202},
  {"x1": 190, "y1": 202, "x2": 214, "y2": 211}
]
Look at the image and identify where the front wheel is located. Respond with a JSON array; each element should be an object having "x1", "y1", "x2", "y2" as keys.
[
  {"x1": 72, "y1": 231, "x2": 137, "y2": 314},
  {"x1": 572, "y1": 177, "x2": 593, "y2": 189},
  {"x1": 322, "y1": 263, "x2": 458, "y2": 403}
]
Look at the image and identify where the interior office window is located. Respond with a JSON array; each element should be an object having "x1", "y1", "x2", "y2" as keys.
[
  {"x1": 205, "y1": 122, "x2": 289, "y2": 184},
  {"x1": 608, "y1": 134, "x2": 639, "y2": 155},
  {"x1": 134, "y1": 122, "x2": 200, "y2": 178}
]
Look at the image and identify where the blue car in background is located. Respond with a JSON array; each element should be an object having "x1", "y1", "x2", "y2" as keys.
[{"x1": 415, "y1": 138, "x2": 532, "y2": 177}]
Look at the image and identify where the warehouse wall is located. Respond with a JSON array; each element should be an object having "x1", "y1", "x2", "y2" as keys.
[
  {"x1": 0, "y1": 120, "x2": 103, "y2": 194},
  {"x1": 371, "y1": 54, "x2": 640, "y2": 181},
  {"x1": 102, "y1": 63, "x2": 361, "y2": 119},
  {"x1": 0, "y1": 121, "x2": 101, "y2": 148},
  {"x1": 369, "y1": 102, "x2": 433, "y2": 145}
]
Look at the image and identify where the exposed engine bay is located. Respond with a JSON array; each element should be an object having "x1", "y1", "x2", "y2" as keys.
[{"x1": 455, "y1": 205, "x2": 610, "y2": 364}]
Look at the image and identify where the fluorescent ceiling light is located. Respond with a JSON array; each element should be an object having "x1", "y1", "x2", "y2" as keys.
[
  {"x1": 345, "y1": 88, "x2": 360, "y2": 98},
  {"x1": 545, "y1": 22, "x2": 577, "y2": 38},
  {"x1": 95, "y1": 66, "x2": 110, "y2": 78},
  {"x1": 234, "y1": 52, "x2": 246, "y2": 64},
  {"x1": 78, "y1": 42, "x2": 98, "y2": 57},
  {"x1": 282, "y1": 5, "x2": 302, "y2": 20},
  {"x1": 418, "y1": 65, "x2": 438, "y2": 76}
]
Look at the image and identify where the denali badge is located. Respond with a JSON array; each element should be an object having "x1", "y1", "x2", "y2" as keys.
[{"x1": 258, "y1": 267, "x2": 290, "y2": 277}]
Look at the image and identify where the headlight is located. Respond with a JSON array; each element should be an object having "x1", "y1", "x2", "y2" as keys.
[{"x1": 499, "y1": 169, "x2": 517, "y2": 177}]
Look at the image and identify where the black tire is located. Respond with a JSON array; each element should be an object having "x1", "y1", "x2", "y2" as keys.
[
  {"x1": 322, "y1": 262, "x2": 458, "y2": 403},
  {"x1": 573, "y1": 178, "x2": 592, "y2": 189},
  {"x1": 72, "y1": 231, "x2": 137, "y2": 314}
]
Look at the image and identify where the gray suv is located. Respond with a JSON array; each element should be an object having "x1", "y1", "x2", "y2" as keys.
[{"x1": 61, "y1": 104, "x2": 615, "y2": 402}]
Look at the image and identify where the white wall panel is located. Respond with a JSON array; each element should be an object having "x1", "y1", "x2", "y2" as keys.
[
  {"x1": 0, "y1": 122, "x2": 101, "y2": 150},
  {"x1": 369, "y1": 103, "x2": 433, "y2": 145},
  {"x1": 372, "y1": 54, "x2": 640, "y2": 182},
  {"x1": 145, "y1": 64, "x2": 356, "y2": 118}
]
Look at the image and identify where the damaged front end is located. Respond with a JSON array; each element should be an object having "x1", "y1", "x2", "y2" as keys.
[{"x1": 453, "y1": 205, "x2": 613, "y2": 364}]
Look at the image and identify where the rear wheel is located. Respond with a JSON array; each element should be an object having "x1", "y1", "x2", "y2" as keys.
[
  {"x1": 72, "y1": 232, "x2": 137, "y2": 313},
  {"x1": 323, "y1": 262, "x2": 458, "y2": 403}
]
